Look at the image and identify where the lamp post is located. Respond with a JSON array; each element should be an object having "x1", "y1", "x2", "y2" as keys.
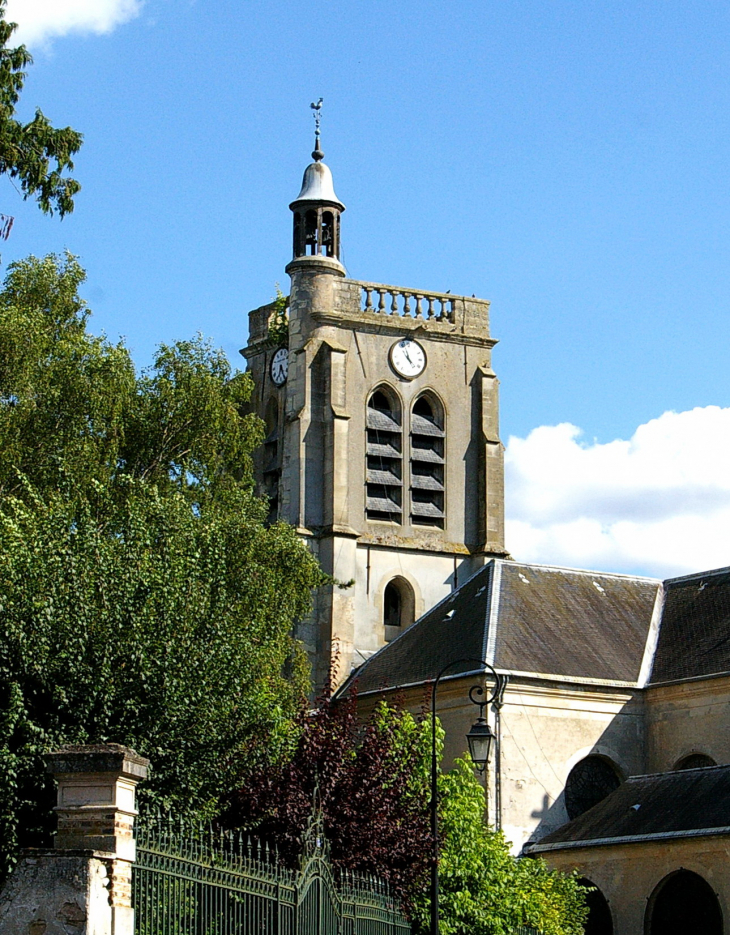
[{"x1": 430, "y1": 658, "x2": 507, "y2": 935}]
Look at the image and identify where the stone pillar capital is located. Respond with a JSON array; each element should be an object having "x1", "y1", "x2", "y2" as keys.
[{"x1": 46, "y1": 743, "x2": 149, "y2": 861}]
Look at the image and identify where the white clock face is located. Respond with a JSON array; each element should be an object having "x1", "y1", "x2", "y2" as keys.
[
  {"x1": 270, "y1": 347, "x2": 289, "y2": 386},
  {"x1": 390, "y1": 339, "x2": 426, "y2": 379}
]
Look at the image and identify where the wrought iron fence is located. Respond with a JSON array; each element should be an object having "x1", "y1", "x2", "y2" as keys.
[{"x1": 132, "y1": 815, "x2": 412, "y2": 935}]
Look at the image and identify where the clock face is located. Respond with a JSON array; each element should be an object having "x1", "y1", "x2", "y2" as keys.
[
  {"x1": 390, "y1": 339, "x2": 426, "y2": 379},
  {"x1": 270, "y1": 347, "x2": 289, "y2": 386}
]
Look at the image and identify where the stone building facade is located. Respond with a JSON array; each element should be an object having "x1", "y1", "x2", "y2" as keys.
[
  {"x1": 241, "y1": 136, "x2": 507, "y2": 687},
  {"x1": 242, "y1": 136, "x2": 730, "y2": 933},
  {"x1": 343, "y1": 559, "x2": 730, "y2": 933}
]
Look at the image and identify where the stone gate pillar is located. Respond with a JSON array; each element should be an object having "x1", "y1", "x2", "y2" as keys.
[{"x1": 0, "y1": 743, "x2": 149, "y2": 935}]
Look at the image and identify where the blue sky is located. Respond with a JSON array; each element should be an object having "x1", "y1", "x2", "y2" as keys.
[{"x1": 6, "y1": 0, "x2": 730, "y2": 576}]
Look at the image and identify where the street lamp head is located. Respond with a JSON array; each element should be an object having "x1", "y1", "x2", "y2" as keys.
[
  {"x1": 430, "y1": 660, "x2": 507, "y2": 935},
  {"x1": 466, "y1": 717, "x2": 496, "y2": 774}
]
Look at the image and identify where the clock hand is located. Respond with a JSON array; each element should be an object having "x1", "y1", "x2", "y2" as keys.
[{"x1": 403, "y1": 347, "x2": 414, "y2": 365}]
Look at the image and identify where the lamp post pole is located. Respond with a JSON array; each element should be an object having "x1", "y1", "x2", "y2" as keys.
[{"x1": 429, "y1": 658, "x2": 507, "y2": 935}]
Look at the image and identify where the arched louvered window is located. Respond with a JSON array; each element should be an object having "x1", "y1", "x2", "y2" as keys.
[
  {"x1": 366, "y1": 388, "x2": 402, "y2": 522},
  {"x1": 410, "y1": 394, "x2": 445, "y2": 527}
]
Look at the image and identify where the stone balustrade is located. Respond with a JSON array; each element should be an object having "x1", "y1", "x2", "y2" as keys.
[{"x1": 356, "y1": 281, "x2": 456, "y2": 323}]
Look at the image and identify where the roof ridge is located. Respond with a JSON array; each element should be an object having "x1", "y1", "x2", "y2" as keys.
[
  {"x1": 624, "y1": 763, "x2": 730, "y2": 782},
  {"x1": 483, "y1": 560, "x2": 501, "y2": 665},
  {"x1": 498, "y1": 559, "x2": 660, "y2": 583},
  {"x1": 637, "y1": 582, "x2": 665, "y2": 688},
  {"x1": 663, "y1": 564, "x2": 730, "y2": 585}
]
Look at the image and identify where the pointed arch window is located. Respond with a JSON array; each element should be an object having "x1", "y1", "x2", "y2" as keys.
[
  {"x1": 410, "y1": 394, "x2": 445, "y2": 527},
  {"x1": 263, "y1": 396, "x2": 281, "y2": 524},
  {"x1": 366, "y1": 388, "x2": 402, "y2": 522}
]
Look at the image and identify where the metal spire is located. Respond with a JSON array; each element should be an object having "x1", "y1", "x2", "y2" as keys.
[{"x1": 310, "y1": 98, "x2": 324, "y2": 161}]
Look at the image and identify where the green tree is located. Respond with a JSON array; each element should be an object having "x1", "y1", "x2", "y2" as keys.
[
  {"x1": 0, "y1": 2, "x2": 82, "y2": 217},
  {"x1": 224, "y1": 692, "x2": 433, "y2": 903},
  {"x1": 0, "y1": 253, "x2": 326, "y2": 880},
  {"x1": 411, "y1": 757, "x2": 588, "y2": 935},
  {"x1": 228, "y1": 683, "x2": 587, "y2": 934}
]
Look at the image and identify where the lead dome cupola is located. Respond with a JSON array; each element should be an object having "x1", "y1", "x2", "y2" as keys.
[{"x1": 292, "y1": 159, "x2": 345, "y2": 210}]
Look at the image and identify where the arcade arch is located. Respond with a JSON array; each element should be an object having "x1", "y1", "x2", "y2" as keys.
[{"x1": 646, "y1": 869, "x2": 722, "y2": 935}]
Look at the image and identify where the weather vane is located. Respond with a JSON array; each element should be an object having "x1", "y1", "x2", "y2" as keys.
[{"x1": 310, "y1": 98, "x2": 324, "y2": 160}]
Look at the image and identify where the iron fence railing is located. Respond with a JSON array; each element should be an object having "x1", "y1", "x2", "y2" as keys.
[
  {"x1": 132, "y1": 816, "x2": 411, "y2": 935},
  {"x1": 132, "y1": 815, "x2": 541, "y2": 935}
]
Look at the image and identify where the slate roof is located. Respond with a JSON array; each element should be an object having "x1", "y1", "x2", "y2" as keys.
[
  {"x1": 342, "y1": 560, "x2": 660, "y2": 695},
  {"x1": 526, "y1": 766, "x2": 730, "y2": 851},
  {"x1": 649, "y1": 566, "x2": 730, "y2": 684}
]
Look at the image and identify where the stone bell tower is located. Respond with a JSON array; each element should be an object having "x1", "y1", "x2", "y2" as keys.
[{"x1": 242, "y1": 115, "x2": 508, "y2": 689}]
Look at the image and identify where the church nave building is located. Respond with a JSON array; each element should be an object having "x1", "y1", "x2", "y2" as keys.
[{"x1": 241, "y1": 129, "x2": 730, "y2": 934}]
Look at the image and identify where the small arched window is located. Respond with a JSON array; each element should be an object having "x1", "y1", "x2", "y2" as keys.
[
  {"x1": 384, "y1": 582, "x2": 401, "y2": 629},
  {"x1": 410, "y1": 394, "x2": 445, "y2": 528},
  {"x1": 304, "y1": 210, "x2": 317, "y2": 255},
  {"x1": 383, "y1": 577, "x2": 415, "y2": 642},
  {"x1": 366, "y1": 388, "x2": 402, "y2": 523},
  {"x1": 321, "y1": 211, "x2": 336, "y2": 256},
  {"x1": 564, "y1": 756, "x2": 621, "y2": 820}
]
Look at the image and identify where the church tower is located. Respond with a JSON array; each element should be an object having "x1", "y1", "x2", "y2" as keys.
[{"x1": 242, "y1": 120, "x2": 507, "y2": 688}]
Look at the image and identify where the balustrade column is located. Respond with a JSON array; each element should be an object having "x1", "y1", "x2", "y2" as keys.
[{"x1": 359, "y1": 283, "x2": 458, "y2": 322}]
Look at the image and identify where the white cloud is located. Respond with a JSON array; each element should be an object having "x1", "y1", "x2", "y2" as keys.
[
  {"x1": 5, "y1": 0, "x2": 142, "y2": 46},
  {"x1": 505, "y1": 406, "x2": 730, "y2": 579}
]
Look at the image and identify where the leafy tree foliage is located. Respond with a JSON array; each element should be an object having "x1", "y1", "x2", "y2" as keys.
[
  {"x1": 267, "y1": 286, "x2": 289, "y2": 346},
  {"x1": 226, "y1": 686, "x2": 587, "y2": 934},
  {"x1": 223, "y1": 686, "x2": 433, "y2": 904},
  {"x1": 411, "y1": 758, "x2": 589, "y2": 935},
  {"x1": 0, "y1": 253, "x2": 326, "y2": 879},
  {"x1": 222, "y1": 690, "x2": 586, "y2": 935},
  {"x1": 0, "y1": 3, "x2": 82, "y2": 217}
]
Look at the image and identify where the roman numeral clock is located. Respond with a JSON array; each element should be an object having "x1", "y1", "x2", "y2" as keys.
[{"x1": 270, "y1": 347, "x2": 288, "y2": 386}]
